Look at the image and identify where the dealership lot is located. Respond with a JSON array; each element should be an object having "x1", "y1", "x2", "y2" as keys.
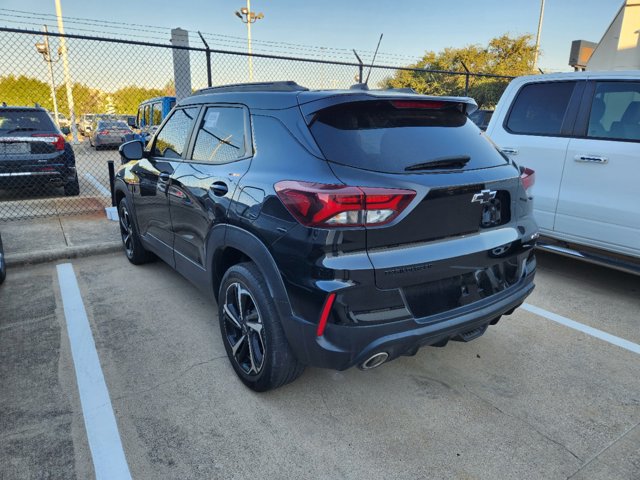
[{"x1": 1, "y1": 250, "x2": 639, "y2": 479}]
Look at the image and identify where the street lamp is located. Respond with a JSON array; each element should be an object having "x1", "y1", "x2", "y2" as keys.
[
  {"x1": 35, "y1": 25, "x2": 61, "y2": 128},
  {"x1": 234, "y1": 1, "x2": 264, "y2": 81}
]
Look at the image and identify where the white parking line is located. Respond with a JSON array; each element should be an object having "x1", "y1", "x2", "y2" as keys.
[
  {"x1": 56, "y1": 263, "x2": 132, "y2": 480},
  {"x1": 522, "y1": 303, "x2": 640, "y2": 355},
  {"x1": 84, "y1": 173, "x2": 111, "y2": 197}
]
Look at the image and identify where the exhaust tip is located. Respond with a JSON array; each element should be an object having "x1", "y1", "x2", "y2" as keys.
[{"x1": 359, "y1": 352, "x2": 389, "y2": 370}]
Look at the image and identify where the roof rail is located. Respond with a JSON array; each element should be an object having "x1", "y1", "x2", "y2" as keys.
[{"x1": 195, "y1": 81, "x2": 308, "y2": 95}]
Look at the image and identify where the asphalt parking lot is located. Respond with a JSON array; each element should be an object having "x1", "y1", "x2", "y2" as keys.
[{"x1": 1, "y1": 250, "x2": 639, "y2": 479}]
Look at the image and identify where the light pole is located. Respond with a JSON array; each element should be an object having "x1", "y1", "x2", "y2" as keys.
[
  {"x1": 54, "y1": 0, "x2": 79, "y2": 143},
  {"x1": 533, "y1": 0, "x2": 546, "y2": 70},
  {"x1": 234, "y1": 1, "x2": 264, "y2": 81},
  {"x1": 35, "y1": 25, "x2": 61, "y2": 128}
]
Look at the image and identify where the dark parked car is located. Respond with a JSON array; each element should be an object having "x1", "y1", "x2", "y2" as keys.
[
  {"x1": 0, "y1": 106, "x2": 79, "y2": 196},
  {"x1": 115, "y1": 81, "x2": 538, "y2": 391},
  {"x1": 89, "y1": 120, "x2": 132, "y2": 150},
  {"x1": 469, "y1": 109, "x2": 494, "y2": 131}
]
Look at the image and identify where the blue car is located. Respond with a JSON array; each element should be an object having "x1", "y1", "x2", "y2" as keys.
[{"x1": 136, "y1": 96, "x2": 176, "y2": 137}]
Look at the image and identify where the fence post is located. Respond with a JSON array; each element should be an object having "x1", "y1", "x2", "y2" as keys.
[
  {"x1": 171, "y1": 28, "x2": 192, "y2": 100},
  {"x1": 198, "y1": 31, "x2": 212, "y2": 88},
  {"x1": 107, "y1": 160, "x2": 116, "y2": 207},
  {"x1": 352, "y1": 50, "x2": 364, "y2": 84},
  {"x1": 460, "y1": 61, "x2": 470, "y2": 97}
]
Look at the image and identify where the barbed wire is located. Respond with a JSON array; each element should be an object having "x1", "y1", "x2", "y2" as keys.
[{"x1": 0, "y1": 7, "x2": 423, "y2": 65}]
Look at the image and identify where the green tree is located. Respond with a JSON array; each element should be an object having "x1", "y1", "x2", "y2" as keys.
[
  {"x1": 0, "y1": 75, "x2": 52, "y2": 109},
  {"x1": 111, "y1": 84, "x2": 173, "y2": 115},
  {"x1": 383, "y1": 34, "x2": 538, "y2": 108},
  {"x1": 55, "y1": 82, "x2": 106, "y2": 118}
]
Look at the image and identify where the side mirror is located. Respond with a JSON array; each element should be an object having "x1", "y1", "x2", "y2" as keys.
[{"x1": 119, "y1": 140, "x2": 144, "y2": 164}]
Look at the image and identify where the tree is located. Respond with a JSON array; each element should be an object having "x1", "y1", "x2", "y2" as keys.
[
  {"x1": 0, "y1": 75, "x2": 52, "y2": 109},
  {"x1": 382, "y1": 34, "x2": 538, "y2": 108},
  {"x1": 111, "y1": 83, "x2": 174, "y2": 115},
  {"x1": 55, "y1": 82, "x2": 107, "y2": 118}
]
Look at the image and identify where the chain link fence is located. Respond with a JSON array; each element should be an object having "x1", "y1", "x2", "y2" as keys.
[{"x1": 0, "y1": 27, "x2": 514, "y2": 221}]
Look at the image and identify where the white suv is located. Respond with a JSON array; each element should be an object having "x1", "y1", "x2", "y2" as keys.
[{"x1": 487, "y1": 71, "x2": 639, "y2": 275}]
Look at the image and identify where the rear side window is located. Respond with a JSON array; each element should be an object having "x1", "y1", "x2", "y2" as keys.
[
  {"x1": 151, "y1": 102, "x2": 162, "y2": 126},
  {"x1": 308, "y1": 100, "x2": 507, "y2": 173},
  {"x1": 0, "y1": 110, "x2": 55, "y2": 132},
  {"x1": 152, "y1": 107, "x2": 198, "y2": 158},
  {"x1": 190, "y1": 107, "x2": 247, "y2": 164},
  {"x1": 143, "y1": 105, "x2": 150, "y2": 126},
  {"x1": 588, "y1": 81, "x2": 640, "y2": 142},
  {"x1": 506, "y1": 81, "x2": 575, "y2": 136}
]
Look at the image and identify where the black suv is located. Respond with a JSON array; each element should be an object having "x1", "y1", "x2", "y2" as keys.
[
  {"x1": 115, "y1": 82, "x2": 537, "y2": 391},
  {"x1": 0, "y1": 106, "x2": 79, "y2": 196}
]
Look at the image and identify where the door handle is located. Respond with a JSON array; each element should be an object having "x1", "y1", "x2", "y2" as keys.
[
  {"x1": 210, "y1": 181, "x2": 229, "y2": 197},
  {"x1": 574, "y1": 154, "x2": 608, "y2": 164},
  {"x1": 159, "y1": 172, "x2": 171, "y2": 181},
  {"x1": 501, "y1": 147, "x2": 519, "y2": 155}
]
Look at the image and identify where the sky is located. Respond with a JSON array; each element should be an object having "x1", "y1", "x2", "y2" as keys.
[{"x1": 0, "y1": 0, "x2": 624, "y2": 72}]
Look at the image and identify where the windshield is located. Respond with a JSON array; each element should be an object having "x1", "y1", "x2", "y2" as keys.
[{"x1": 308, "y1": 100, "x2": 507, "y2": 173}]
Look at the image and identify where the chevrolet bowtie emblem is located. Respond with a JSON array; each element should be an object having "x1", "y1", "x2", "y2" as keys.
[{"x1": 471, "y1": 189, "x2": 497, "y2": 204}]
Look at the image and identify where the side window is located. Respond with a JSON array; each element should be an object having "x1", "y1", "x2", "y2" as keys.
[
  {"x1": 190, "y1": 107, "x2": 247, "y2": 164},
  {"x1": 143, "y1": 105, "x2": 150, "y2": 126},
  {"x1": 152, "y1": 107, "x2": 198, "y2": 159},
  {"x1": 506, "y1": 81, "x2": 576, "y2": 136},
  {"x1": 588, "y1": 81, "x2": 640, "y2": 142},
  {"x1": 151, "y1": 102, "x2": 162, "y2": 126},
  {"x1": 136, "y1": 107, "x2": 142, "y2": 127}
]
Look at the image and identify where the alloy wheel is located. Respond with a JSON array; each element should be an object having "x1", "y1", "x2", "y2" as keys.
[
  {"x1": 222, "y1": 282, "x2": 266, "y2": 376},
  {"x1": 119, "y1": 205, "x2": 134, "y2": 258}
]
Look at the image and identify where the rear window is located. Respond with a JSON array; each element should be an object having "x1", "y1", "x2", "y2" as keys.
[
  {"x1": 0, "y1": 110, "x2": 55, "y2": 132},
  {"x1": 308, "y1": 100, "x2": 507, "y2": 173},
  {"x1": 98, "y1": 121, "x2": 129, "y2": 129}
]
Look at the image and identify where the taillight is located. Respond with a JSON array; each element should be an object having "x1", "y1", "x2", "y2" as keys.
[
  {"x1": 31, "y1": 133, "x2": 65, "y2": 151},
  {"x1": 520, "y1": 167, "x2": 535, "y2": 192},
  {"x1": 275, "y1": 180, "x2": 416, "y2": 227},
  {"x1": 100, "y1": 130, "x2": 110, "y2": 135}
]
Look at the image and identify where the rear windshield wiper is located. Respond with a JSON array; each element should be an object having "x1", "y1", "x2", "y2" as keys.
[
  {"x1": 4, "y1": 127, "x2": 38, "y2": 134},
  {"x1": 404, "y1": 155, "x2": 471, "y2": 171}
]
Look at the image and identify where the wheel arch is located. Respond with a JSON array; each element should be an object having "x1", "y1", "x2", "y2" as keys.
[{"x1": 209, "y1": 226, "x2": 292, "y2": 320}]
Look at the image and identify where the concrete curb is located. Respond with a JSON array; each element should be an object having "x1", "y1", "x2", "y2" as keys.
[{"x1": 6, "y1": 241, "x2": 122, "y2": 267}]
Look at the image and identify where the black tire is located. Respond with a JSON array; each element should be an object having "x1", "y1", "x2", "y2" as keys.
[
  {"x1": 64, "y1": 175, "x2": 80, "y2": 196},
  {"x1": 218, "y1": 263, "x2": 304, "y2": 392},
  {"x1": 118, "y1": 197, "x2": 155, "y2": 265}
]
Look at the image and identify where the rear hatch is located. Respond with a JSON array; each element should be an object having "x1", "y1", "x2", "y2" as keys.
[
  {"x1": 300, "y1": 93, "x2": 523, "y2": 294},
  {"x1": 0, "y1": 109, "x2": 65, "y2": 173}
]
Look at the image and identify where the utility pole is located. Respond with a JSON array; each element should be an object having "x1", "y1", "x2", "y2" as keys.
[
  {"x1": 235, "y1": 1, "x2": 264, "y2": 81},
  {"x1": 54, "y1": 0, "x2": 79, "y2": 143},
  {"x1": 35, "y1": 25, "x2": 60, "y2": 128},
  {"x1": 533, "y1": 0, "x2": 546, "y2": 70}
]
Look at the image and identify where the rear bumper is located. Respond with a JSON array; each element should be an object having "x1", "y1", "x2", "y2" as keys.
[
  {"x1": 0, "y1": 166, "x2": 76, "y2": 187},
  {"x1": 281, "y1": 259, "x2": 535, "y2": 370}
]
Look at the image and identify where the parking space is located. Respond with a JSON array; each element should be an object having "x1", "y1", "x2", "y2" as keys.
[{"x1": 1, "y1": 251, "x2": 639, "y2": 479}]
